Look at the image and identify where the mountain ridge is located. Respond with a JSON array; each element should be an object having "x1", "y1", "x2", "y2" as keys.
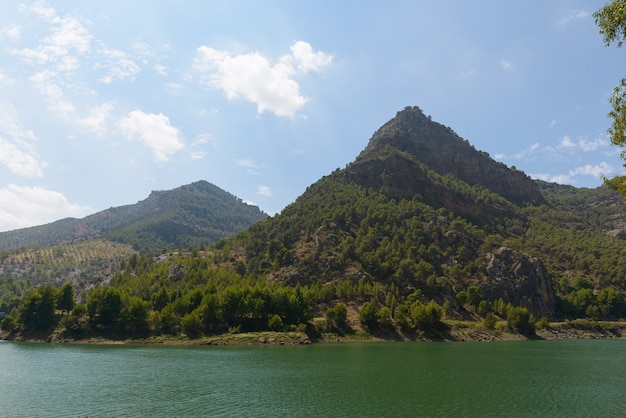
[
  {"x1": 0, "y1": 180, "x2": 267, "y2": 253},
  {"x1": 4, "y1": 106, "x2": 626, "y2": 340}
]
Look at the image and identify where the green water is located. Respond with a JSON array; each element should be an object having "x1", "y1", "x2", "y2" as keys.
[{"x1": 0, "y1": 339, "x2": 625, "y2": 417}]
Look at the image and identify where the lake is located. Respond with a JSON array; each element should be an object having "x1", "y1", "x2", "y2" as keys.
[{"x1": 0, "y1": 339, "x2": 624, "y2": 417}]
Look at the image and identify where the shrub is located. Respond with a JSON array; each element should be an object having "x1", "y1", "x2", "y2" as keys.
[
  {"x1": 268, "y1": 314, "x2": 283, "y2": 331},
  {"x1": 0, "y1": 315, "x2": 18, "y2": 333},
  {"x1": 535, "y1": 316, "x2": 550, "y2": 330},
  {"x1": 482, "y1": 313, "x2": 497, "y2": 330}
]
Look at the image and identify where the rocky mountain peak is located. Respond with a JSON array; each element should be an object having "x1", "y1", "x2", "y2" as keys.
[{"x1": 355, "y1": 106, "x2": 545, "y2": 206}]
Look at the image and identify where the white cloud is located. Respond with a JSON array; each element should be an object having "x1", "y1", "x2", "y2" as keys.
[
  {"x1": 28, "y1": 70, "x2": 75, "y2": 119},
  {"x1": 559, "y1": 135, "x2": 608, "y2": 152},
  {"x1": 257, "y1": 185, "x2": 273, "y2": 197},
  {"x1": 193, "y1": 41, "x2": 332, "y2": 117},
  {"x1": 131, "y1": 40, "x2": 155, "y2": 58},
  {"x1": 531, "y1": 172, "x2": 577, "y2": 184},
  {"x1": 238, "y1": 159, "x2": 259, "y2": 168},
  {"x1": 0, "y1": 139, "x2": 45, "y2": 178},
  {"x1": 288, "y1": 40, "x2": 333, "y2": 72},
  {"x1": 578, "y1": 137, "x2": 608, "y2": 152},
  {"x1": 559, "y1": 135, "x2": 576, "y2": 149},
  {"x1": 80, "y1": 102, "x2": 114, "y2": 136},
  {"x1": 0, "y1": 184, "x2": 91, "y2": 232},
  {"x1": 496, "y1": 142, "x2": 541, "y2": 161},
  {"x1": 10, "y1": 2, "x2": 139, "y2": 125},
  {"x1": 570, "y1": 162, "x2": 613, "y2": 178},
  {"x1": 242, "y1": 199, "x2": 257, "y2": 207},
  {"x1": 11, "y1": 3, "x2": 91, "y2": 71},
  {"x1": 94, "y1": 46, "x2": 140, "y2": 84},
  {"x1": 531, "y1": 162, "x2": 614, "y2": 185},
  {"x1": 154, "y1": 64, "x2": 167, "y2": 76},
  {"x1": 0, "y1": 103, "x2": 46, "y2": 178},
  {"x1": 0, "y1": 102, "x2": 36, "y2": 142},
  {"x1": 2, "y1": 24, "x2": 22, "y2": 41},
  {"x1": 557, "y1": 10, "x2": 589, "y2": 26},
  {"x1": 117, "y1": 110, "x2": 184, "y2": 161},
  {"x1": 238, "y1": 159, "x2": 261, "y2": 175},
  {"x1": 192, "y1": 133, "x2": 214, "y2": 146},
  {"x1": 501, "y1": 134, "x2": 611, "y2": 168},
  {"x1": 189, "y1": 151, "x2": 205, "y2": 160}
]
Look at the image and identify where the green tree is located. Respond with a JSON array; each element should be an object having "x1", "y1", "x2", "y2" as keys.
[
  {"x1": 597, "y1": 286, "x2": 626, "y2": 316},
  {"x1": 152, "y1": 287, "x2": 170, "y2": 311},
  {"x1": 1, "y1": 315, "x2": 18, "y2": 333},
  {"x1": 72, "y1": 303, "x2": 87, "y2": 318},
  {"x1": 594, "y1": 1, "x2": 626, "y2": 195},
  {"x1": 87, "y1": 287, "x2": 123, "y2": 328},
  {"x1": 121, "y1": 296, "x2": 149, "y2": 332},
  {"x1": 465, "y1": 286, "x2": 483, "y2": 308},
  {"x1": 181, "y1": 310, "x2": 203, "y2": 338},
  {"x1": 410, "y1": 300, "x2": 442, "y2": 332},
  {"x1": 506, "y1": 306, "x2": 535, "y2": 335},
  {"x1": 18, "y1": 286, "x2": 57, "y2": 331},
  {"x1": 325, "y1": 303, "x2": 348, "y2": 329},
  {"x1": 378, "y1": 306, "x2": 393, "y2": 329},
  {"x1": 159, "y1": 305, "x2": 180, "y2": 334},
  {"x1": 359, "y1": 301, "x2": 379, "y2": 330},
  {"x1": 57, "y1": 283, "x2": 75, "y2": 314}
]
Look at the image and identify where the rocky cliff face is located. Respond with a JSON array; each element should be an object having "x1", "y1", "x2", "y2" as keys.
[
  {"x1": 340, "y1": 147, "x2": 518, "y2": 223},
  {"x1": 355, "y1": 106, "x2": 545, "y2": 206},
  {"x1": 481, "y1": 247, "x2": 555, "y2": 319}
]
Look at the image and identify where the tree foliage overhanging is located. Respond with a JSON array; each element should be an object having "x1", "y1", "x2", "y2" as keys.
[{"x1": 594, "y1": 0, "x2": 626, "y2": 196}]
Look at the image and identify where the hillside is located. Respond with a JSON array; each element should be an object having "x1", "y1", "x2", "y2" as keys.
[
  {"x1": 0, "y1": 180, "x2": 268, "y2": 253},
  {"x1": 4, "y1": 107, "x2": 626, "y2": 341}
]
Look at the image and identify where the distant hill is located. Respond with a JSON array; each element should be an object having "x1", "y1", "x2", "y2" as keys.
[{"x1": 0, "y1": 180, "x2": 268, "y2": 253}]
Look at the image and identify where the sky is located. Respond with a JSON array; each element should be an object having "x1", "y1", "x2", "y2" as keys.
[{"x1": 1, "y1": 1, "x2": 625, "y2": 232}]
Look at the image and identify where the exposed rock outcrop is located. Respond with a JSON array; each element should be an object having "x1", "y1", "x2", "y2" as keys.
[{"x1": 481, "y1": 247, "x2": 555, "y2": 319}]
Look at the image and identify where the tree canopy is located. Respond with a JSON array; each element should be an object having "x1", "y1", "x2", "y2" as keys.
[{"x1": 595, "y1": 0, "x2": 626, "y2": 196}]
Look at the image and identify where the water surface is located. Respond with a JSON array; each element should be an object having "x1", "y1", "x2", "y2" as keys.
[{"x1": 0, "y1": 339, "x2": 624, "y2": 417}]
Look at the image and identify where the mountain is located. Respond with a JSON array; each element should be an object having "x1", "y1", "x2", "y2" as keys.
[
  {"x1": 354, "y1": 106, "x2": 545, "y2": 206},
  {"x1": 0, "y1": 180, "x2": 268, "y2": 254},
  {"x1": 6, "y1": 107, "x2": 626, "y2": 340},
  {"x1": 210, "y1": 106, "x2": 626, "y2": 320}
]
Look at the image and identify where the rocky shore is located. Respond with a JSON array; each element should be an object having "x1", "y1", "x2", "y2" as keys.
[{"x1": 3, "y1": 320, "x2": 626, "y2": 346}]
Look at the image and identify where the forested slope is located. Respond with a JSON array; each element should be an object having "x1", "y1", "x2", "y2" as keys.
[
  {"x1": 4, "y1": 107, "x2": 626, "y2": 341},
  {"x1": 0, "y1": 180, "x2": 267, "y2": 253}
]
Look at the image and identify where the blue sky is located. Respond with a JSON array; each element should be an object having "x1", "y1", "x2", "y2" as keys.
[{"x1": 0, "y1": 1, "x2": 624, "y2": 232}]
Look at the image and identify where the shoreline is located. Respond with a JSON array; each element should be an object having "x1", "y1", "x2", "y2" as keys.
[{"x1": 3, "y1": 320, "x2": 626, "y2": 346}]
